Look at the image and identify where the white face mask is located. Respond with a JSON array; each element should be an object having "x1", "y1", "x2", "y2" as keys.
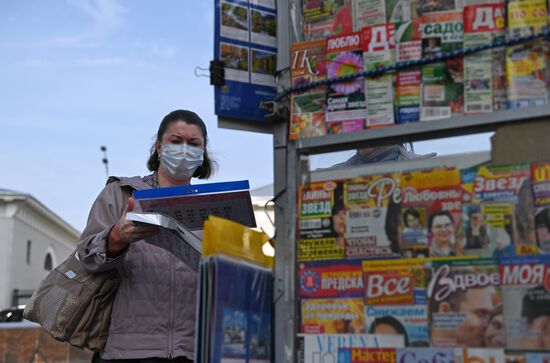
[{"x1": 160, "y1": 143, "x2": 204, "y2": 180}]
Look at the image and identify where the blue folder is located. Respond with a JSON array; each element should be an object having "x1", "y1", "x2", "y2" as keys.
[{"x1": 133, "y1": 180, "x2": 250, "y2": 200}]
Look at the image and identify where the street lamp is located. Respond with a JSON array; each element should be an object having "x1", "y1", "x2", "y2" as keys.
[{"x1": 100, "y1": 146, "x2": 109, "y2": 179}]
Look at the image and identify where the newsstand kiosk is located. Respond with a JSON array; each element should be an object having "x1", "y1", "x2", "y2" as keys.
[{"x1": 212, "y1": 0, "x2": 550, "y2": 362}]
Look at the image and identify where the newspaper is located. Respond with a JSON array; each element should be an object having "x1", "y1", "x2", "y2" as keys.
[
  {"x1": 303, "y1": 0, "x2": 353, "y2": 40},
  {"x1": 363, "y1": 23, "x2": 397, "y2": 128},
  {"x1": 353, "y1": 0, "x2": 386, "y2": 30},
  {"x1": 127, "y1": 211, "x2": 202, "y2": 271},
  {"x1": 395, "y1": 20, "x2": 422, "y2": 124},
  {"x1": 506, "y1": 0, "x2": 549, "y2": 109},
  {"x1": 463, "y1": 3, "x2": 507, "y2": 114},
  {"x1": 420, "y1": 10, "x2": 464, "y2": 121}
]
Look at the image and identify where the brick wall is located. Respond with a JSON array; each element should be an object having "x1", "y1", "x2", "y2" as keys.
[{"x1": 0, "y1": 323, "x2": 92, "y2": 363}]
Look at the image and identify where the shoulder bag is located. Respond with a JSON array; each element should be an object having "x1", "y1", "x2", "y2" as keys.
[{"x1": 23, "y1": 250, "x2": 120, "y2": 351}]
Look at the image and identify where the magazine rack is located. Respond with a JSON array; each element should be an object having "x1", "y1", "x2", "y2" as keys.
[{"x1": 270, "y1": 1, "x2": 550, "y2": 362}]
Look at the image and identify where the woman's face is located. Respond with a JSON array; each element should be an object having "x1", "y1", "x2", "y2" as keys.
[
  {"x1": 406, "y1": 214, "x2": 420, "y2": 229},
  {"x1": 156, "y1": 120, "x2": 204, "y2": 155},
  {"x1": 431, "y1": 215, "x2": 455, "y2": 245},
  {"x1": 484, "y1": 314, "x2": 505, "y2": 348},
  {"x1": 332, "y1": 209, "x2": 346, "y2": 236},
  {"x1": 373, "y1": 323, "x2": 398, "y2": 335}
]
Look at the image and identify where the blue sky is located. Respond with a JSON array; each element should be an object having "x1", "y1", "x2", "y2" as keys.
[{"x1": 0, "y1": 0, "x2": 491, "y2": 231}]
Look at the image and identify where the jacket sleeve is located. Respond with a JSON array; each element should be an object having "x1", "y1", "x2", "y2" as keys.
[{"x1": 77, "y1": 180, "x2": 129, "y2": 273}]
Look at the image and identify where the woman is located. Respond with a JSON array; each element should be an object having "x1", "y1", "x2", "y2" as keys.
[
  {"x1": 368, "y1": 316, "x2": 410, "y2": 346},
  {"x1": 428, "y1": 210, "x2": 463, "y2": 257},
  {"x1": 77, "y1": 110, "x2": 215, "y2": 363}
]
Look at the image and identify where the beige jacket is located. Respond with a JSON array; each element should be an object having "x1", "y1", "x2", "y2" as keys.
[{"x1": 77, "y1": 176, "x2": 197, "y2": 360}]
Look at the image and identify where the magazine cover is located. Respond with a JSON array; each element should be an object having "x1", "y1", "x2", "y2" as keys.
[
  {"x1": 426, "y1": 258, "x2": 503, "y2": 348},
  {"x1": 400, "y1": 168, "x2": 463, "y2": 257},
  {"x1": 506, "y1": 0, "x2": 549, "y2": 109},
  {"x1": 387, "y1": 0, "x2": 413, "y2": 23},
  {"x1": 395, "y1": 20, "x2": 422, "y2": 124},
  {"x1": 302, "y1": 334, "x2": 405, "y2": 363},
  {"x1": 342, "y1": 174, "x2": 402, "y2": 258},
  {"x1": 298, "y1": 260, "x2": 364, "y2": 299},
  {"x1": 303, "y1": 0, "x2": 353, "y2": 40},
  {"x1": 353, "y1": 0, "x2": 386, "y2": 30},
  {"x1": 300, "y1": 297, "x2": 366, "y2": 334},
  {"x1": 325, "y1": 32, "x2": 367, "y2": 134},
  {"x1": 363, "y1": 23, "x2": 397, "y2": 128},
  {"x1": 454, "y1": 348, "x2": 505, "y2": 363},
  {"x1": 338, "y1": 347, "x2": 397, "y2": 362},
  {"x1": 396, "y1": 348, "x2": 454, "y2": 362},
  {"x1": 525, "y1": 354, "x2": 550, "y2": 363},
  {"x1": 500, "y1": 255, "x2": 550, "y2": 350},
  {"x1": 134, "y1": 180, "x2": 256, "y2": 231},
  {"x1": 363, "y1": 259, "x2": 430, "y2": 346},
  {"x1": 297, "y1": 180, "x2": 346, "y2": 261},
  {"x1": 461, "y1": 164, "x2": 537, "y2": 256},
  {"x1": 463, "y1": 3, "x2": 507, "y2": 115},
  {"x1": 531, "y1": 163, "x2": 550, "y2": 253},
  {"x1": 290, "y1": 39, "x2": 327, "y2": 139},
  {"x1": 420, "y1": 10, "x2": 464, "y2": 121},
  {"x1": 410, "y1": 0, "x2": 457, "y2": 19},
  {"x1": 507, "y1": 354, "x2": 527, "y2": 363},
  {"x1": 209, "y1": 256, "x2": 273, "y2": 363},
  {"x1": 461, "y1": 202, "x2": 516, "y2": 258}
]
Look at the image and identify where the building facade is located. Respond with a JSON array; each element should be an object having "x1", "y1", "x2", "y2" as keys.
[{"x1": 0, "y1": 189, "x2": 80, "y2": 309}]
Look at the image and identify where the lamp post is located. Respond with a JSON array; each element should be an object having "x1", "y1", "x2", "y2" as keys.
[{"x1": 100, "y1": 146, "x2": 109, "y2": 179}]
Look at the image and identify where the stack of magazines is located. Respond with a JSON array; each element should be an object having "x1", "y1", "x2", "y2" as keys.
[{"x1": 195, "y1": 255, "x2": 273, "y2": 363}]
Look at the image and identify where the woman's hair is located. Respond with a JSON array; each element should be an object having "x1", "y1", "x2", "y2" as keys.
[
  {"x1": 428, "y1": 210, "x2": 454, "y2": 231},
  {"x1": 385, "y1": 198, "x2": 402, "y2": 254},
  {"x1": 403, "y1": 208, "x2": 421, "y2": 227},
  {"x1": 368, "y1": 316, "x2": 409, "y2": 346},
  {"x1": 147, "y1": 110, "x2": 215, "y2": 179}
]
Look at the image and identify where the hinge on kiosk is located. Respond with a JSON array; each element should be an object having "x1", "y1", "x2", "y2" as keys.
[{"x1": 260, "y1": 100, "x2": 289, "y2": 123}]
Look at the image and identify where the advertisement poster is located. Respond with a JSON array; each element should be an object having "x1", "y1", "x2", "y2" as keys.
[{"x1": 214, "y1": 0, "x2": 277, "y2": 123}]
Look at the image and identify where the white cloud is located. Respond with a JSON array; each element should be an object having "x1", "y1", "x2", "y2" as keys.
[{"x1": 66, "y1": 0, "x2": 127, "y2": 29}]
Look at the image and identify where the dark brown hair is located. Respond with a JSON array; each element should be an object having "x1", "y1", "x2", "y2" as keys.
[{"x1": 147, "y1": 110, "x2": 215, "y2": 179}]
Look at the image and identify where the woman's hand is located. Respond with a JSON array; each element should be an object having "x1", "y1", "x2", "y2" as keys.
[{"x1": 107, "y1": 197, "x2": 160, "y2": 256}]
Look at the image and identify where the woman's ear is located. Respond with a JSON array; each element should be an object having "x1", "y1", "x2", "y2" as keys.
[{"x1": 156, "y1": 140, "x2": 162, "y2": 158}]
